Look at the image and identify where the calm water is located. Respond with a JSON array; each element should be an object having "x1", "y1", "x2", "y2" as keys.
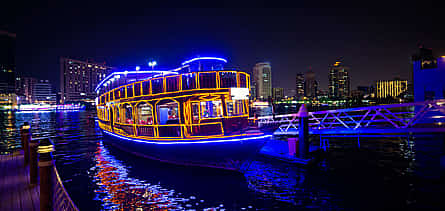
[{"x1": 0, "y1": 110, "x2": 443, "y2": 210}]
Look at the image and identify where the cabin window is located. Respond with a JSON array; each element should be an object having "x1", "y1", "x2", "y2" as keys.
[
  {"x1": 119, "y1": 87, "x2": 126, "y2": 98},
  {"x1": 114, "y1": 89, "x2": 120, "y2": 100},
  {"x1": 110, "y1": 92, "x2": 114, "y2": 101},
  {"x1": 142, "y1": 81, "x2": 150, "y2": 95},
  {"x1": 105, "y1": 107, "x2": 109, "y2": 121},
  {"x1": 120, "y1": 104, "x2": 133, "y2": 124},
  {"x1": 182, "y1": 73, "x2": 196, "y2": 90},
  {"x1": 106, "y1": 93, "x2": 109, "y2": 102},
  {"x1": 156, "y1": 100, "x2": 179, "y2": 125},
  {"x1": 200, "y1": 101, "x2": 223, "y2": 119},
  {"x1": 166, "y1": 76, "x2": 180, "y2": 92},
  {"x1": 191, "y1": 102, "x2": 199, "y2": 123},
  {"x1": 199, "y1": 72, "x2": 217, "y2": 89},
  {"x1": 114, "y1": 106, "x2": 120, "y2": 123},
  {"x1": 219, "y1": 72, "x2": 237, "y2": 88},
  {"x1": 239, "y1": 73, "x2": 247, "y2": 88},
  {"x1": 134, "y1": 83, "x2": 141, "y2": 96},
  {"x1": 152, "y1": 78, "x2": 164, "y2": 94},
  {"x1": 227, "y1": 100, "x2": 244, "y2": 116},
  {"x1": 127, "y1": 85, "x2": 134, "y2": 98},
  {"x1": 136, "y1": 102, "x2": 153, "y2": 125}
]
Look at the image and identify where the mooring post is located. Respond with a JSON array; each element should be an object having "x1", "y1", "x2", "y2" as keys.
[
  {"x1": 20, "y1": 122, "x2": 31, "y2": 165},
  {"x1": 38, "y1": 137, "x2": 55, "y2": 211},
  {"x1": 297, "y1": 104, "x2": 309, "y2": 159},
  {"x1": 29, "y1": 136, "x2": 39, "y2": 185}
]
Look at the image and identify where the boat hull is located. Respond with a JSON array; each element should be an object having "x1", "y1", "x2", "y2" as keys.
[{"x1": 102, "y1": 130, "x2": 271, "y2": 171}]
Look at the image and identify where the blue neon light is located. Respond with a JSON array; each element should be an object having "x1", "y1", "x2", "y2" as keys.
[
  {"x1": 102, "y1": 130, "x2": 271, "y2": 145},
  {"x1": 181, "y1": 57, "x2": 228, "y2": 66},
  {"x1": 95, "y1": 70, "x2": 178, "y2": 92}
]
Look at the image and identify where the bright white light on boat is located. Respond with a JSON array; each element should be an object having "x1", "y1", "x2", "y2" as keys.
[
  {"x1": 181, "y1": 57, "x2": 227, "y2": 66},
  {"x1": 115, "y1": 75, "x2": 121, "y2": 79},
  {"x1": 230, "y1": 88, "x2": 249, "y2": 100},
  {"x1": 136, "y1": 66, "x2": 140, "y2": 71},
  {"x1": 124, "y1": 70, "x2": 128, "y2": 75}
]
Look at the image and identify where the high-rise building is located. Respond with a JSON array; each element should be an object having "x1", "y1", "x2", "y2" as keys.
[
  {"x1": 252, "y1": 62, "x2": 272, "y2": 100},
  {"x1": 33, "y1": 80, "x2": 57, "y2": 104},
  {"x1": 0, "y1": 31, "x2": 15, "y2": 94},
  {"x1": 273, "y1": 87, "x2": 284, "y2": 100},
  {"x1": 412, "y1": 47, "x2": 445, "y2": 101},
  {"x1": 0, "y1": 68, "x2": 15, "y2": 94},
  {"x1": 376, "y1": 79, "x2": 408, "y2": 99},
  {"x1": 60, "y1": 58, "x2": 114, "y2": 103},
  {"x1": 295, "y1": 73, "x2": 304, "y2": 99},
  {"x1": 304, "y1": 70, "x2": 318, "y2": 99},
  {"x1": 328, "y1": 59, "x2": 350, "y2": 99},
  {"x1": 23, "y1": 77, "x2": 37, "y2": 103}
]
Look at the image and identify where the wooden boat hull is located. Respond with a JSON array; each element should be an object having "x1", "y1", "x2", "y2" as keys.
[{"x1": 102, "y1": 130, "x2": 271, "y2": 171}]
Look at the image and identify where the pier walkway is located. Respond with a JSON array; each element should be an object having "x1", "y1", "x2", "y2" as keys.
[
  {"x1": 256, "y1": 100, "x2": 445, "y2": 136},
  {"x1": 0, "y1": 152, "x2": 39, "y2": 211}
]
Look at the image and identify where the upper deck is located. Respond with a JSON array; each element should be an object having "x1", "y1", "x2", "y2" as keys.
[
  {"x1": 95, "y1": 57, "x2": 250, "y2": 105},
  {"x1": 95, "y1": 57, "x2": 252, "y2": 139}
]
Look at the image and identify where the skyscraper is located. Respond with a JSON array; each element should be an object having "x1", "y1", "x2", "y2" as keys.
[
  {"x1": 60, "y1": 58, "x2": 114, "y2": 103},
  {"x1": 412, "y1": 47, "x2": 445, "y2": 101},
  {"x1": 328, "y1": 59, "x2": 350, "y2": 99},
  {"x1": 34, "y1": 80, "x2": 57, "y2": 104},
  {"x1": 21, "y1": 77, "x2": 37, "y2": 104},
  {"x1": 295, "y1": 73, "x2": 304, "y2": 99},
  {"x1": 273, "y1": 87, "x2": 284, "y2": 100},
  {"x1": 304, "y1": 70, "x2": 318, "y2": 99},
  {"x1": 252, "y1": 62, "x2": 272, "y2": 100},
  {"x1": 0, "y1": 31, "x2": 15, "y2": 94}
]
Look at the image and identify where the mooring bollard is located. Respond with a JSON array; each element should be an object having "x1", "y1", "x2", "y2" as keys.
[
  {"x1": 21, "y1": 122, "x2": 31, "y2": 165},
  {"x1": 297, "y1": 104, "x2": 309, "y2": 159},
  {"x1": 29, "y1": 137, "x2": 39, "y2": 185},
  {"x1": 38, "y1": 137, "x2": 55, "y2": 211}
]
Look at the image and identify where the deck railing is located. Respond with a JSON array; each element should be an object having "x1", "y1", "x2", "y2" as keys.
[{"x1": 257, "y1": 100, "x2": 445, "y2": 133}]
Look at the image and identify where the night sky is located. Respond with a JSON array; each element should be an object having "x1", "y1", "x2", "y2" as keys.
[{"x1": 5, "y1": 3, "x2": 444, "y2": 94}]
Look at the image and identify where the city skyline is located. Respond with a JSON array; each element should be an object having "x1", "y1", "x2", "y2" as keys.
[{"x1": 7, "y1": 6, "x2": 443, "y2": 92}]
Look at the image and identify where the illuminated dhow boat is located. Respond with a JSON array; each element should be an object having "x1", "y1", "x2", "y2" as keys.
[{"x1": 95, "y1": 57, "x2": 271, "y2": 170}]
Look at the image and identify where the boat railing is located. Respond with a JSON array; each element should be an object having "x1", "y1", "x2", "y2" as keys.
[
  {"x1": 190, "y1": 122, "x2": 223, "y2": 136},
  {"x1": 97, "y1": 70, "x2": 250, "y2": 106},
  {"x1": 157, "y1": 124, "x2": 183, "y2": 138}
]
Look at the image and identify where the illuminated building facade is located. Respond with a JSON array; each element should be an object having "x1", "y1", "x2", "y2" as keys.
[
  {"x1": 252, "y1": 62, "x2": 272, "y2": 100},
  {"x1": 60, "y1": 57, "x2": 114, "y2": 103},
  {"x1": 328, "y1": 59, "x2": 350, "y2": 99},
  {"x1": 295, "y1": 73, "x2": 304, "y2": 99},
  {"x1": 34, "y1": 80, "x2": 57, "y2": 104},
  {"x1": 0, "y1": 67, "x2": 15, "y2": 94},
  {"x1": 273, "y1": 87, "x2": 284, "y2": 100},
  {"x1": 304, "y1": 70, "x2": 318, "y2": 99},
  {"x1": 376, "y1": 80, "x2": 408, "y2": 99},
  {"x1": 412, "y1": 47, "x2": 445, "y2": 101}
]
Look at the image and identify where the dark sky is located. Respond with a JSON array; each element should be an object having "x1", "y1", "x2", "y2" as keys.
[{"x1": 6, "y1": 3, "x2": 444, "y2": 93}]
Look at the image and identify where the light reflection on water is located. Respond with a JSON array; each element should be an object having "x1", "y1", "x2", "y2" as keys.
[
  {"x1": 91, "y1": 141, "x2": 219, "y2": 210},
  {"x1": 0, "y1": 110, "x2": 443, "y2": 210}
]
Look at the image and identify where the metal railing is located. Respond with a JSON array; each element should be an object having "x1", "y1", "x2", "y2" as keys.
[
  {"x1": 257, "y1": 100, "x2": 445, "y2": 134},
  {"x1": 53, "y1": 166, "x2": 79, "y2": 211}
]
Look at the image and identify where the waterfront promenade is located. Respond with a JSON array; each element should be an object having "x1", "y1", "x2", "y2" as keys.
[{"x1": 0, "y1": 152, "x2": 39, "y2": 210}]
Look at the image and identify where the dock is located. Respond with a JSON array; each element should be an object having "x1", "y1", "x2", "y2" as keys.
[{"x1": 0, "y1": 152, "x2": 39, "y2": 211}]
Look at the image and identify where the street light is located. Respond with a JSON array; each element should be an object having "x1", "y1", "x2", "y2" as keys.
[{"x1": 148, "y1": 61, "x2": 157, "y2": 70}]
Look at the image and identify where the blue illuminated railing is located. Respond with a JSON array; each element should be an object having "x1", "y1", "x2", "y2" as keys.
[{"x1": 257, "y1": 100, "x2": 445, "y2": 134}]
